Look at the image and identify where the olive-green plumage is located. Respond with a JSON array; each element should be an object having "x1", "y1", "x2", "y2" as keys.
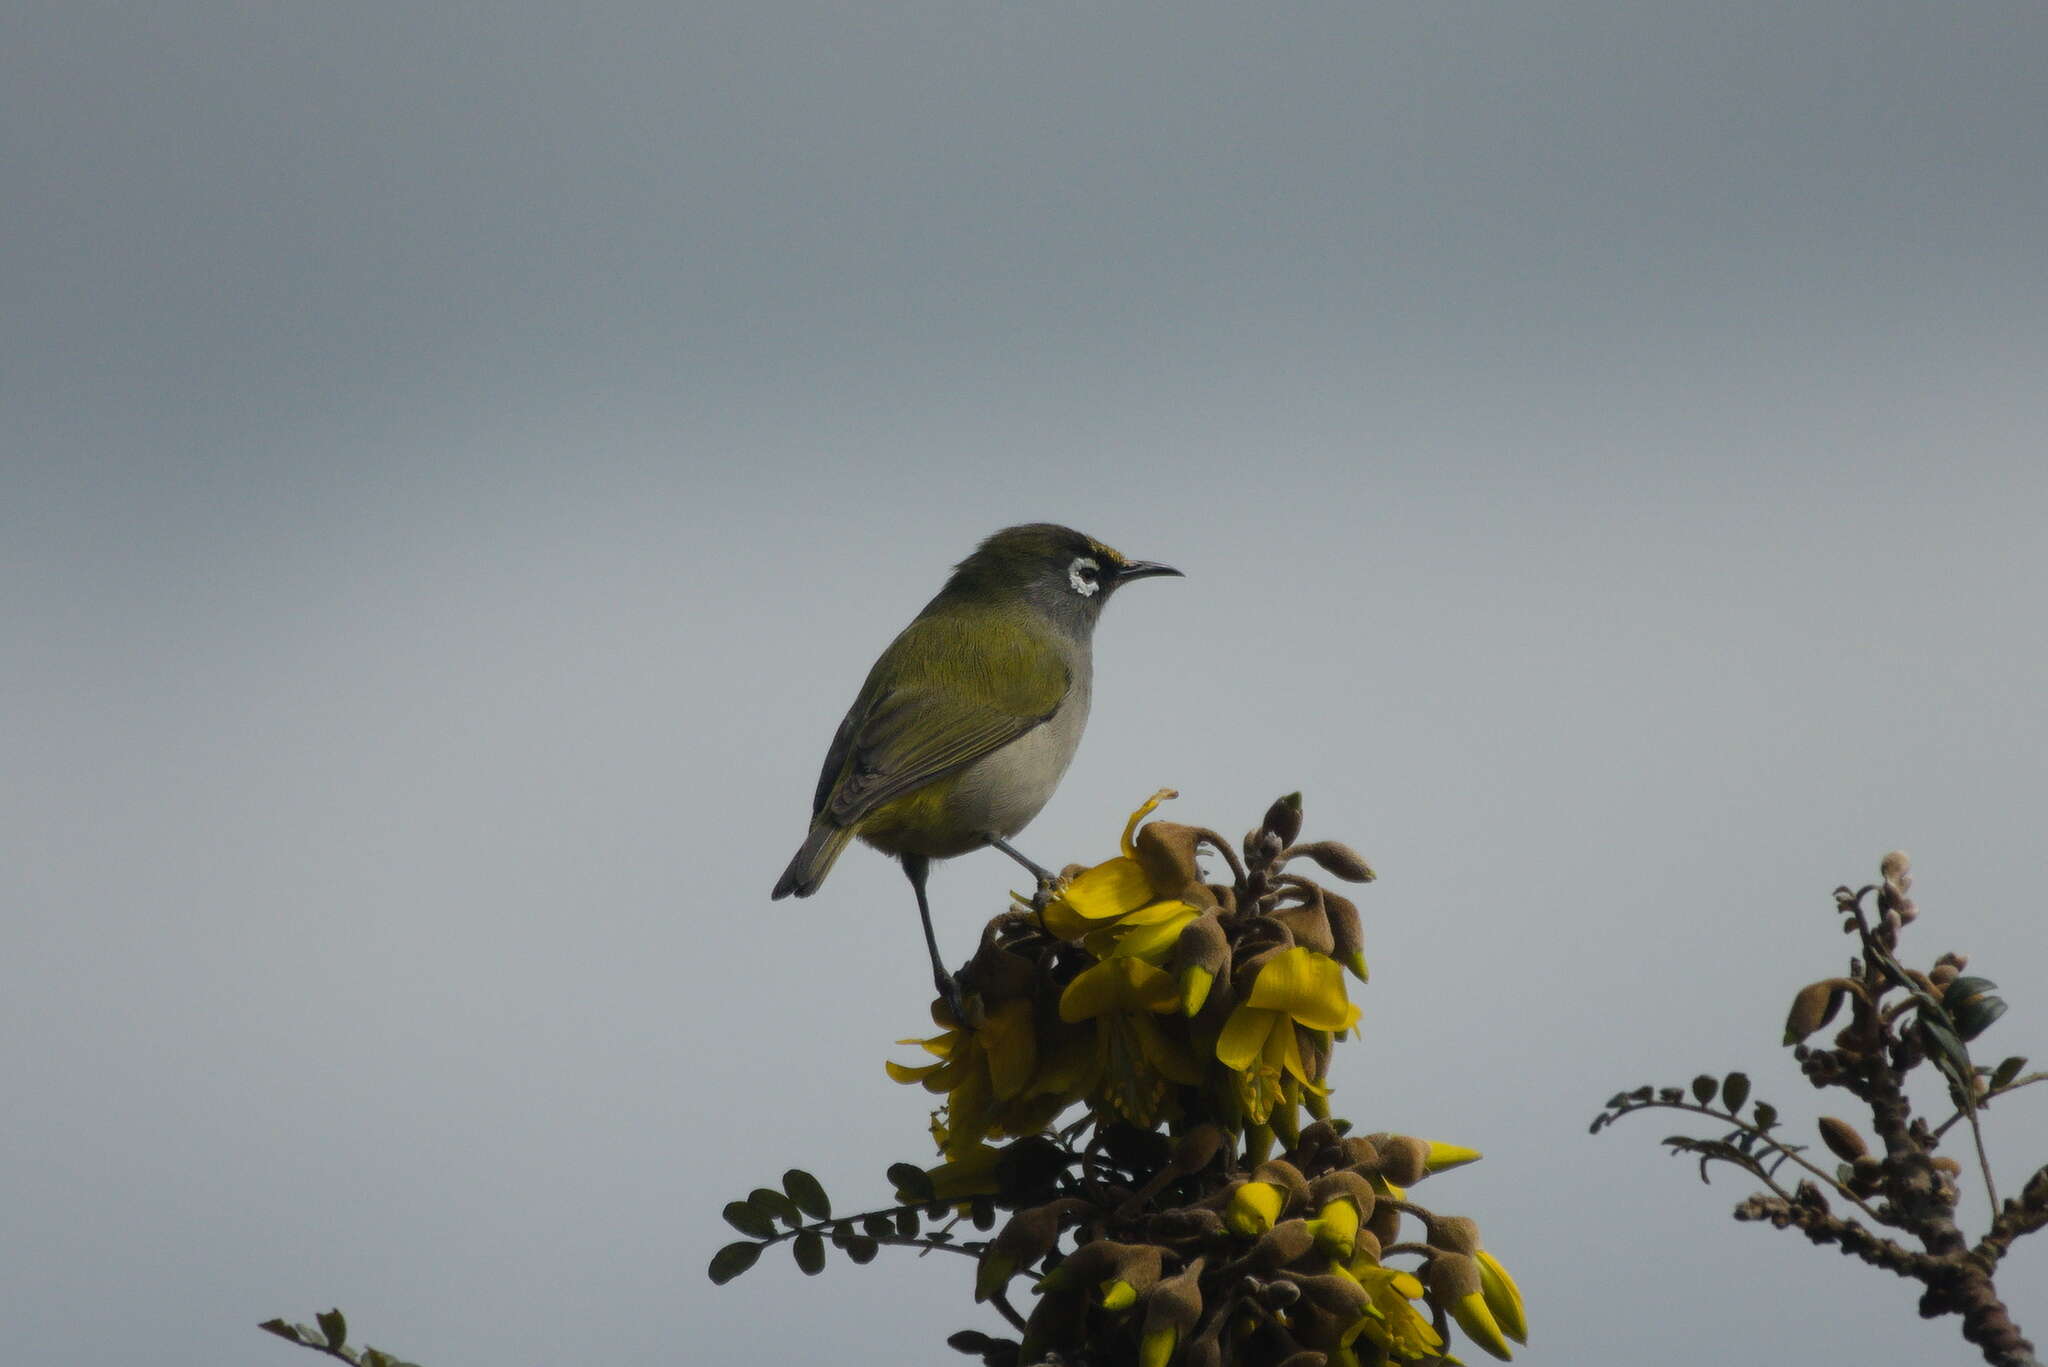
[{"x1": 772, "y1": 524, "x2": 1181, "y2": 1004}]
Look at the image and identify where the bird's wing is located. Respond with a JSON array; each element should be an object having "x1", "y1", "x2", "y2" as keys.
[{"x1": 810, "y1": 612, "x2": 1071, "y2": 827}]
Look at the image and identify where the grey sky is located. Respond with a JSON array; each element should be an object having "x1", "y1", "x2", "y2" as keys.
[{"x1": 6, "y1": 3, "x2": 2046, "y2": 1364}]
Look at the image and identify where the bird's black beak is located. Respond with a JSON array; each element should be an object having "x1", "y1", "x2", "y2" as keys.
[{"x1": 1114, "y1": 560, "x2": 1183, "y2": 584}]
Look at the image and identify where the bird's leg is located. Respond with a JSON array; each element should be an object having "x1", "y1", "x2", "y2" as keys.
[
  {"x1": 902, "y1": 854, "x2": 967, "y2": 1024},
  {"x1": 984, "y1": 834, "x2": 1063, "y2": 907}
]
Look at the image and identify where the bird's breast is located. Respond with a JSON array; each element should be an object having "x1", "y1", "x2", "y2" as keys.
[{"x1": 950, "y1": 679, "x2": 1091, "y2": 842}]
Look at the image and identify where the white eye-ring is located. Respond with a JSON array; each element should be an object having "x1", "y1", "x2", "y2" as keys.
[{"x1": 1068, "y1": 556, "x2": 1102, "y2": 596}]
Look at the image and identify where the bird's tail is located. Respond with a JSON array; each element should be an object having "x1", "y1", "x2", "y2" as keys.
[{"x1": 772, "y1": 822, "x2": 857, "y2": 899}]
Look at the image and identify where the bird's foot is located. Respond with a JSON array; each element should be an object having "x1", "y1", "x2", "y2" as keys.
[
  {"x1": 935, "y1": 972, "x2": 984, "y2": 1030},
  {"x1": 1028, "y1": 870, "x2": 1067, "y2": 913}
]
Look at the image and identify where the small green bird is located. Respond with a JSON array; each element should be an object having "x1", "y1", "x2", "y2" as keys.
[{"x1": 772, "y1": 524, "x2": 1181, "y2": 1008}]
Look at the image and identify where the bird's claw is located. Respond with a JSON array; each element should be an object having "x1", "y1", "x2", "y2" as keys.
[{"x1": 936, "y1": 973, "x2": 985, "y2": 1030}]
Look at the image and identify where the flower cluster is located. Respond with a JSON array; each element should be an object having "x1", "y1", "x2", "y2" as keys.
[
  {"x1": 891, "y1": 791, "x2": 1370, "y2": 1161},
  {"x1": 880, "y1": 793, "x2": 1528, "y2": 1365}
]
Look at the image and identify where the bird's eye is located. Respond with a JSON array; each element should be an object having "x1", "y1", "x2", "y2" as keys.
[{"x1": 1068, "y1": 557, "x2": 1102, "y2": 596}]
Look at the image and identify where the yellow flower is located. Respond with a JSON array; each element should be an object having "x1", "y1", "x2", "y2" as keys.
[
  {"x1": 1476, "y1": 1248, "x2": 1528, "y2": 1345},
  {"x1": 1214, "y1": 947, "x2": 1361, "y2": 1123},
  {"x1": 1337, "y1": 1258, "x2": 1443, "y2": 1360},
  {"x1": 887, "y1": 997, "x2": 1084, "y2": 1159},
  {"x1": 1040, "y1": 790, "x2": 1193, "y2": 945},
  {"x1": 1059, "y1": 957, "x2": 1203, "y2": 1125}
]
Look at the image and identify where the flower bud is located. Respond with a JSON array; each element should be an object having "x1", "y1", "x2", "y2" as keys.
[
  {"x1": 1475, "y1": 1249, "x2": 1528, "y2": 1344},
  {"x1": 1784, "y1": 980, "x2": 1845, "y2": 1044},
  {"x1": 1262, "y1": 792, "x2": 1306, "y2": 848},
  {"x1": 1225, "y1": 1181, "x2": 1285, "y2": 1237},
  {"x1": 1423, "y1": 1141, "x2": 1482, "y2": 1174},
  {"x1": 1136, "y1": 821, "x2": 1207, "y2": 901},
  {"x1": 1428, "y1": 1254, "x2": 1512, "y2": 1360},
  {"x1": 1322, "y1": 891, "x2": 1368, "y2": 982},
  {"x1": 1173, "y1": 915, "x2": 1230, "y2": 1017},
  {"x1": 1375, "y1": 1136, "x2": 1429, "y2": 1187},
  {"x1": 1282, "y1": 841, "x2": 1377, "y2": 883},
  {"x1": 1098, "y1": 1244, "x2": 1164, "y2": 1311},
  {"x1": 1139, "y1": 1259, "x2": 1204, "y2": 1367},
  {"x1": 1273, "y1": 900, "x2": 1337, "y2": 956},
  {"x1": 1364, "y1": 1201, "x2": 1402, "y2": 1249},
  {"x1": 1340, "y1": 1136, "x2": 1380, "y2": 1169},
  {"x1": 1817, "y1": 1116, "x2": 1867, "y2": 1162},
  {"x1": 1430, "y1": 1216, "x2": 1481, "y2": 1256},
  {"x1": 1242, "y1": 1218, "x2": 1316, "y2": 1273},
  {"x1": 1251, "y1": 1159, "x2": 1312, "y2": 1208},
  {"x1": 977, "y1": 1203, "x2": 1060, "y2": 1302}
]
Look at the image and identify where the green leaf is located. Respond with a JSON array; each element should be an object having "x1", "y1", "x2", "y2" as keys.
[
  {"x1": 1720, "y1": 1073, "x2": 1750, "y2": 1114},
  {"x1": 722, "y1": 1200, "x2": 776, "y2": 1239},
  {"x1": 888, "y1": 1163, "x2": 935, "y2": 1202},
  {"x1": 895, "y1": 1208, "x2": 919, "y2": 1238},
  {"x1": 1690, "y1": 1075, "x2": 1718, "y2": 1105},
  {"x1": 1752, "y1": 1102, "x2": 1778, "y2": 1131},
  {"x1": 1992, "y1": 1056, "x2": 2027, "y2": 1090},
  {"x1": 784, "y1": 1169, "x2": 831, "y2": 1220},
  {"x1": 1920, "y1": 1018, "x2": 1972, "y2": 1077},
  {"x1": 708, "y1": 1240, "x2": 763, "y2": 1285},
  {"x1": 845, "y1": 1235, "x2": 880, "y2": 1264},
  {"x1": 259, "y1": 1320, "x2": 311, "y2": 1346},
  {"x1": 861, "y1": 1212, "x2": 894, "y2": 1239},
  {"x1": 749, "y1": 1187, "x2": 803, "y2": 1227},
  {"x1": 363, "y1": 1352, "x2": 393, "y2": 1367},
  {"x1": 317, "y1": 1310, "x2": 348, "y2": 1350},
  {"x1": 793, "y1": 1230, "x2": 827, "y2": 1275}
]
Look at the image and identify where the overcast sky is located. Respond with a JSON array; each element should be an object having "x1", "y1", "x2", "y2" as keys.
[{"x1": 7, "y1": 3, "x2": 2046, "y2": 1364}]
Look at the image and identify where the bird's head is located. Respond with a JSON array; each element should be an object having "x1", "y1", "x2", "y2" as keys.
[{"x1": 942, "y1": 524, "x2": 1182, "y2": 632}]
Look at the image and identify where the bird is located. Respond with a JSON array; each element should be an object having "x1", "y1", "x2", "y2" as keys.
[{"x1": 772, "y1": 524, "x2": 1181, "y2": 1012}]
